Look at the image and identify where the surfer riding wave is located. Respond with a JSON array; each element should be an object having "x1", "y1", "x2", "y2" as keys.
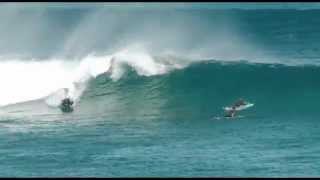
[
  {"x1": 224, "y1": 98, "x2": 248, "y2": 118},
  {"x1": 59, "y1": 88, "x2": 74, "y2": 113}
]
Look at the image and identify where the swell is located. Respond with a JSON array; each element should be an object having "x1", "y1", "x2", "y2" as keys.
[
  {"x1": 76, "y1": 61, "x2": 320, "y2": 119},
  {"x1": 1, "y1": 60, "x2": 320, "y2": 119}
]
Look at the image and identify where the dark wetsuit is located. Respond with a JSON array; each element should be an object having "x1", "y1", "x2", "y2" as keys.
[
  {"x1": 62, "y1": 98, "x2": 73, "y2": 106},
  {"x1": 225, "y1": 108, "x2": 236, "y2": 117},
  {"x1": 233, "y1": 100, "x2": 246, "y2": 108},
  {"x1": 60, "y1": 98, "x2": 74, "y2": 113}
]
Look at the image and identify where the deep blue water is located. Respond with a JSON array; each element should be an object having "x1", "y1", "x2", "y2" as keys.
[{"x1": 1, "y1": 3, "x2": 320, "y2": 177}]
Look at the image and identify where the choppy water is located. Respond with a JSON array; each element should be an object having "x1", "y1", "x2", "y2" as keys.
[{"x1": 1, "y1": 3, "x2": 320, "y2": 177}]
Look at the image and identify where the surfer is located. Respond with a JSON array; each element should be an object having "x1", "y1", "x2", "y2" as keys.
[
  {"x1": 61, "y1": 98, "x2": 73, "y2": 107},
  {"x1": 224, "y1": 108, "x2": 236, "y2": 118},
  {"x1": 224, "y1": 98, "x2": 247, "y2": 118},
  {"x1": 60, "y1": 88, "x2": 74, "y2": 113},
  {"x1": 232, "y1": 98, "x2": 247, "y2": 108},
  {"x1": 60, "y1": 97, "x2": 74, "y2": 112}
]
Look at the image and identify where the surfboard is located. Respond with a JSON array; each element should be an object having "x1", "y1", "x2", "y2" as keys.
[{"x1": 223, "y1": 103, "x2": 254, "y2": 111}]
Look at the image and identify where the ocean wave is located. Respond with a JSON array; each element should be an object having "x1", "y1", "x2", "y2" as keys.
[
  {"x1": 1, "y1": 55, "x2": 320, "y2": 118},
  {"x1": 0, "y1": 48, "x2": 189, "y2": 107}
]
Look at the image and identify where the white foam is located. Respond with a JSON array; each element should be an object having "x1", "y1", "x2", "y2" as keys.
[
  {"x1": 0, "y1": 60, "x2": 77, "y2": 106},
  {"x1": 109, "y1": 49, "x2": 168, "y2": 80},
  {"x1": 0, "y1": 48, "x2": 186, "y2": 107}
]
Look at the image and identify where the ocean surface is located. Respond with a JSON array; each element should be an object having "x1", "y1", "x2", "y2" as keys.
[{"x1": 1, "y1": 3, "x2": 320, "y2": 177}]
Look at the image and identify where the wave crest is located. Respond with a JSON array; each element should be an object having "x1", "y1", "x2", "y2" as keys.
[{"x1": 0, "y1": 48, "x2": 187, "y2": 107}]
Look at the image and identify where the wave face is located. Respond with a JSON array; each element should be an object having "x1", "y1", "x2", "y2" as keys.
[
  {"x1": 75, "y1": 61, "x2": 320, "y2": 118},
  {"x1": 3, "y1": 59, "x2": 319, "y2": 117}
]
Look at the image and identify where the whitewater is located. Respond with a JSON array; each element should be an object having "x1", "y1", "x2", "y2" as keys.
[{"x1": 0, "y1": 47, "x2": 188, "y2": 107}]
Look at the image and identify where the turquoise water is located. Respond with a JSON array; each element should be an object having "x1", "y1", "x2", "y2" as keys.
[{"x1": 1, "y1": 3, "x2": 320, "y2": 177}]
